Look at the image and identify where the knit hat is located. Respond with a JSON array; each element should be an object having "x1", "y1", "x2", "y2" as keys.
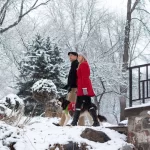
[
  {"x1": 78, "y1": 51, "x2": 88, "y2": 60},
  {"x1": 68, "y1": 52, "x2": 78, "y2": 57}
]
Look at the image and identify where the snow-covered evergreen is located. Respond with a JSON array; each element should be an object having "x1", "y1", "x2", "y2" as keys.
[
  {"x1": 18, "y1": 35, "x2": 66, "y2": 97},
  {"x1": 16, "y1": 35, "x2": 66, "y2": 114}
]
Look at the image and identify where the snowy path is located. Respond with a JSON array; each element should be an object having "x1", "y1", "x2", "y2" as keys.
[{"x1": 0, "y1": 117, "x2": 131, "y2": 150}]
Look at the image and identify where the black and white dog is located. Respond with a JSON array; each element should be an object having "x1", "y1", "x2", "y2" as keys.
[{"x1": 54, "y1": 97, "x2": 107, "y2": 126}]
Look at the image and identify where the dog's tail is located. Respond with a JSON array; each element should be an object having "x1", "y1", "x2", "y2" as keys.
[{"x1": 97, "y1": 114, "x2": 107, "y2": 122}]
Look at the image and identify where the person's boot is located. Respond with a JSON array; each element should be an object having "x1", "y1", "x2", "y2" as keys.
[
  {"x1": 52, "y1": 123, "x2": 60, "y2": 126},
  {"x1": 71, "y1": 110, "x2": 80, "y2": 126},
  {"x1": 89, "y1": 108, "x2": 100, "y2": 127}
]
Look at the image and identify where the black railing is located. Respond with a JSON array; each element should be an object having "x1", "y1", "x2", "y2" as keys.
[{"x1": 129, "y1": 63, "x2": 150, "y2": 107}]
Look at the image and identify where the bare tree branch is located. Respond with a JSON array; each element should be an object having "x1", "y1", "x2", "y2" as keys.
[
  {"x1": 0, "y1": 0, "x2": 51, "y2": 34},
  {"x1": 129, "y1": 22, "x2": 142, "y2": 66},
  {"x1": 131, "y1": 0, "x2": 140, "y2": 13},
  {"x1": 0, "y1": 0, "x2": 10, "y2": 15},
  {"x1": 19, "y1": 0, "x2": 25, "y2": 18},
  {"x1": 132, "y1": 40, "x2": 150, "y2": 61},
  {"x1": 0, "y1": 0, "x2": 10, "y2": 25},
  {"x1": 132, "y1": 17, "x2": 150, "y2": 33},
  {"x1": 96, "y1": 90, "x2": 129, "y2": 99},
  {"x1": 136, "y1": 8, "x2": 150, "y2": 15},
  {"x1": 0, "y1": 7, "x2": 7, "y2": 25}
]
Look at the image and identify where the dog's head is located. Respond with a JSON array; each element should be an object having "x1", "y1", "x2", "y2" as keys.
[
  {"x1": 56, "y1": 97, "x2": 66, "y2": 107},
  {"x1": 56, "y1": 97, "x2": 70, "y2": 110}
]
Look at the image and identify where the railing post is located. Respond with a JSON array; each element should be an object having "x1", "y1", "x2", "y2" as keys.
[
  {"x1": 129, "y1": 68, "x2": 132, "y2": 107},
  {"x1": 128, "y1": 64, "x2": 150, "y2": 106},
  {"x1": 142, "y1": 81, "x2": 145, "y2": 103},
  {"x1": 138, "y1": 67, "x2": 141, "y2": 100},
  {"x1": 146, "y1": 65, "x2": 148, "y2": 98}
]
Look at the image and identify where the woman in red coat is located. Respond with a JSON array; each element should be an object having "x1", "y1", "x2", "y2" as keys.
[{"x1": 71, "y1": 52, "x2": 100, "y2": 126}]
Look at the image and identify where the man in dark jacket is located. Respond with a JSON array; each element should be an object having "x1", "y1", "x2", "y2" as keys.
[
  {"x1": 53, "y1": 52, "x2": 85, "y2": 126},
  {"x1": 64, "y1": 52, "x2": 79, "y2": 102}
]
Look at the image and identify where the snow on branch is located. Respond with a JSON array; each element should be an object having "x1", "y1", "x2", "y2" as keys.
[{"x1": 0, "y1": 0, "x2": 51, "y2": 34}]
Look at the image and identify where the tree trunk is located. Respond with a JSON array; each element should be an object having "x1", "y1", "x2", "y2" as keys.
[
  {"x1": 119, "y1": 0, "x2": 132, "y2": 121},
  {"x1": 123, "y1": 0, "x2": 132, "y2": 70},
  {"x1": 120, "y1": 0, "x2": 140, "y2": 121}
]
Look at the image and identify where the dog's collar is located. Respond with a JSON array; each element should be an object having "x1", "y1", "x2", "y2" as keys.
[{"x1": 64, "y1": 106, "x2": 69, "y2": 114}]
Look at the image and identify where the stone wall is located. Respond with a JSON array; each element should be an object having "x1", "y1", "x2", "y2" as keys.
[{"x1": 125, "y1": 106, "x2": 150, "y2": 150}]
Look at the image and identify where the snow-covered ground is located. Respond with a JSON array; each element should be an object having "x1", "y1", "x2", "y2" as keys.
[{"x1": 0, "y1": 117, "x2": 132, "y2": 150}]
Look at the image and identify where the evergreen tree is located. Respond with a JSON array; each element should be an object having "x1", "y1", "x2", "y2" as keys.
[{"x1": 17, "y1": 35, "x2": 66, "y2": 115}]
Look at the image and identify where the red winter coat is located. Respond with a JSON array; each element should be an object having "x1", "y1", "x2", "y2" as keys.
[{"x1": 77, "y1": 61, "x2": 95, "y2": 97}]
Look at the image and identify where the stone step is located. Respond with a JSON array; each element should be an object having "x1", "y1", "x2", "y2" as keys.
[{"x1": 106, "y1": 126, "x2": 128, "y2": 135}]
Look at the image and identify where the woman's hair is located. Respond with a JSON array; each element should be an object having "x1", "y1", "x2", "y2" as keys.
[
  {"x1": 78, "y1": 52, "x2": 88, "y2": 60},
  {"x1": 79, "y1": 57, "x2": 86, "y2": 63},
  {"x1": 77, "y1": 56, "x2": 87, "y2": 69}
]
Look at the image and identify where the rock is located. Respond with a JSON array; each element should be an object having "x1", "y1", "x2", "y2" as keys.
[
  {"x1": 49, "y1": 142, "x2": 90, "y2": 150},
  {"x1": 142, "y1": 117, "x2": 150, "y2": 129},
  {"x1": 119, "y1": 144, "x2": 135, "y2": 150},
  {"x1": 9, "y1": 142, "x2": 16, "y2": 150},
  {"x1": 119, "y1": 145, "x2": 135, "y2": 150},
  {"x1": 64, "y1": 142, "x2": 79, "y2": 150},
  {"x1": 80, "y1": 128, "x2": 111, "y2": 143},
  {"x1": 137, "y1": 143, "x2": 150, "y2": 150},
  {"x1": 119, "y1": 120, "x2": 128, "y2": 126}
]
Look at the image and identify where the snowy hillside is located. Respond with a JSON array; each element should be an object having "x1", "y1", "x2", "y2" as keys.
[{"x1": 0, "y1": 117, "x2": 132, "y2": 150}]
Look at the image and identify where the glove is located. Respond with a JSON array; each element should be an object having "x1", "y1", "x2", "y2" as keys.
[{"x1": 83, "y1": 88, "x2": 88, "y2": 95}]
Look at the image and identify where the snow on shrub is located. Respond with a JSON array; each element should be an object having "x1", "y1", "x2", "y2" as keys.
[
  {"x1": 0, "y1": 104, "x2": 12, "y2": 119},
  {"x1": 32, "y1": 79, "x2": 62, "y2": 117},
  {"x1": 0, "y1": 104, "x2": 6, "y2": 119},
  {"x1": 32, "y1": 79, "x2": 58, "y2": 103},
  {"x1": 0, "y1": 94, "x2": 24, "y2": 110},
  {"x1": 0, "y1": 94, "x2": 24, "y2": 124},
  {"x1": 32, "y1": 79, "x2": 57, "y2": 93}
]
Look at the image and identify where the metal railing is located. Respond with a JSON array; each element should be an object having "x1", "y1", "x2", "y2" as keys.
[{"x1": 129, "y1": 63, "x2": 150, "y2": 107}]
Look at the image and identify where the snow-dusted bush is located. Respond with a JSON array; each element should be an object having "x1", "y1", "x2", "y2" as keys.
[
  {"x1": 32, "y1": 79, "x2": 62, "y2": 117},
  {"x1": 0, "y1": 94, "x2": 24, "y2": 125},
  {"x1": 0, "y1": 104, "x2": 12, "y2": 117},
  {"x1": 0, "y1": 103, "x2": 24, "y2": 126},
  {"x1": 32, "y1": 79, "x2": 58, "y2": 103},
  {"x1": 0, "y1": 104, "x2": 7, "y2": 119},
  {"x1": 0, "y1": 94, "x2": 24, "y2": 110}
]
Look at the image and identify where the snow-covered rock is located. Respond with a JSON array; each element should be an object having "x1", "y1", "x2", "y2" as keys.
[
  {"x1": 119, "y1": 120, "x2": 128, "y2": 126},
  {"x1": 147, "y1": 111, "x2": 150, "y2": 115}
]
